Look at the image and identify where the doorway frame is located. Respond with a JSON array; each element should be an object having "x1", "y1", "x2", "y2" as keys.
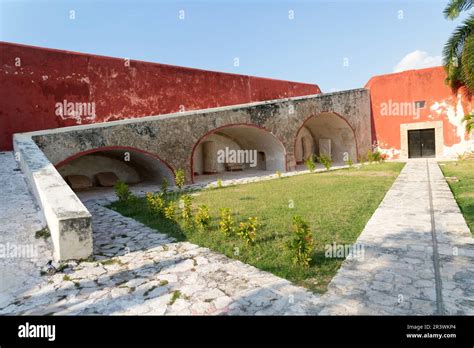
[{"x1": 400, "y1": 121, "x2": 443, "y2": 159}]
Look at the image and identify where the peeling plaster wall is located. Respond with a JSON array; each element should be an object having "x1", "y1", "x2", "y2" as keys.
[
  {"x1": 0, "y1": 42, "x2": 321, "y2": 151},
  {"x1": 365, "y1": 66, "x2": 474, "y2": 159}
]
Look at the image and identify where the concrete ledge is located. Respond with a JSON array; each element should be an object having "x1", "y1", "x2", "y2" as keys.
[{"x1": 13, "y1": 134, "x2": 93, "y2": 261}]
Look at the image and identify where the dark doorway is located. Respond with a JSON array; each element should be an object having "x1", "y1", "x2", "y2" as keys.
[{"x1": 408, "y1": 129, "x2": 436, "y2": 158}]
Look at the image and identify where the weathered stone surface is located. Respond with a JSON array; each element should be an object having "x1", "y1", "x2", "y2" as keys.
[
  {"x1": 95, "y1": 172, "x2": 119, "y2": 187},
  {"x1": 12, "y1": 137, "x2": 93, "y2": 261},
  {"x1": 32, "y1": 90, "x2": 372, "y2": 183},
  {"x1": 65, "y1": 175, "x2": 93, "y2": 190}
]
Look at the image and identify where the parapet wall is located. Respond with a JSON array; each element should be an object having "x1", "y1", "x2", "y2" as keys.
[{"x1": 13, "y1": 134, "x2": 93, "y2": 261}]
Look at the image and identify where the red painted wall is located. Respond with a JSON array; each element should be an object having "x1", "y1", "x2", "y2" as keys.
[
  {"x1": 365, "y1": 66, "x2": 473, "y2": 158},
  {"x1": 0, "y1": 42, "x2": 321, "y2": 151}
]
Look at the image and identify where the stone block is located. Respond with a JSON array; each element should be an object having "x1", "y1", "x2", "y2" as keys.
[
  {"x1": 95, "y1": 172, "x2": 119, "y2": 187},
  {"x1": 65, "y1": 175, "x2": 93, "y2": 190},
  {"x1": 319, "y1": 138, "x2": 332, "y2": 159}
]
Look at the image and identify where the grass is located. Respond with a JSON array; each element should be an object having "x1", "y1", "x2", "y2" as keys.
[
  {"x1": 440, "y1": 159, "x2": 474, "y2": 235},
  {"x1": 110, "y1": 162, "x2": 404, "y2": 293}
]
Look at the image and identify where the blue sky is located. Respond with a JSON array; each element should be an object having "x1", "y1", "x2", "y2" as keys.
[{"x1": 0, "y1": 0, "x2": 466, "y2": 91}]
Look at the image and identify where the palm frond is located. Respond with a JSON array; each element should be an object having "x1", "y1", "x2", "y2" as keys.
[
  {"x1": 465, "y1": 113, "x2": 474, "y2": 133},
  {"x1": 443, "y1": 14, "x2": 474, "y2": 90},
  {"x1": 444, "y1": 0, "x2": 474, "y2": 20},
  {"x1": 461, "y1": 33, "x2": 474, "y2": 93}
]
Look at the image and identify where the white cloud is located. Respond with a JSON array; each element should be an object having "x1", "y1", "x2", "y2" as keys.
[{"x1": 393, "y1": 50, "x2": 442, "y2": 73}]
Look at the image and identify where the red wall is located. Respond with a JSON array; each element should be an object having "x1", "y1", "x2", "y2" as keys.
[
  {"x1": 0, "y1": 42, "x2": 321, "y2": 151},
  {"x1": 365, "y1": 66, "x2": 473, "y2": 158}
]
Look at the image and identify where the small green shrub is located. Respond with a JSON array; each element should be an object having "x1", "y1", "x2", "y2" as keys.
[
  {"x1": 146, "y1": 192, "x2": 165, "y2": 215},
  {"x1": 180, "y1": 194, "x2": 193, "y2": 225},
  {"x1": 276, "y1": 170, "x2": 282, "y2": 179},
  {"x1": 114, "y1": 181, "x2": 132, "y2": 202},
  {"x1": 237, "y1": 217, "x2": 259, "y2": 245},
  {"x1": 219, "y1": 208, "x2": 235, "y2": 235},
  {"x1": 286, "y1": 215, "x2": 314, "y2": 268},
  {"x1": 216, "y1": 178, "x2": 223, "y2": 189},
  {"x1": 195, "y1": 204, "x2": 211, "y2": 231},
  {"x1": 304, "y1": 156, "x2": 316, "y2": 172},
  {"x1": 367, "y1": 149, "x2": 384, "y2": 163},
  {"x1": 164, "y1": 201, "x2": 176, "y2": 220},
  {"x1": 175, "y1": 169, "x2": 185, "y2": 190},
  {"x1": 317, "y1": 154, "x2": 333, "y2": 170},
  {"x1": 160, "y1": 178, "x2": 169, "y2": 194}
]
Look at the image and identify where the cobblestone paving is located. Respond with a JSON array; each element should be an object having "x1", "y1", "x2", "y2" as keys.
[
  {"x1": 1, "y1": 198, "x2": 322, "y2": 315},
  {"x1": 1, "y1": 152, "x2": 473, "y2": 315},
  {"x1": 0, "y1": 152, "x2": 52, "y2": 309}
]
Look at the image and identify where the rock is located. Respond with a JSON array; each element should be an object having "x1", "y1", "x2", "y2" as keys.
[
  {"x1": 95, "y1": 172, "x2": 120, "y2": 187},
  {"x1": 65, "y1": 175, "x2": 93, "y2": 190}
]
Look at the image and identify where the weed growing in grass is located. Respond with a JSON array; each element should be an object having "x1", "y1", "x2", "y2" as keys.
[
  {"x1": 180, "y1": 194, "x2": 193, "y2": 226},
  {"x1": 114, "y1": 181, "x2": 133, "y2": 202},
  {"x1": 175, "y1": 169, "x2": 185, "y2": 191},
  {"x1": 276, "y1": 170, "x2": 282, "y2": 179},
  {"x1": 287, "y1": 215, "x2": 314, "y2": 268},
  {"x1": 217, "y1": 178, "x2": 223, "y2": 188},
  {"x1": 160, "y1": 178, "x2": 169, "y2": 194},
  {"x1": 219, "y1": 208, "x2": 235, "y2": 235},
  {"x1": 146, "y1": 192, "x2": 165, "y2": 215},
  {"x1": 237, "y1": 216, "x2": 259, "y2": 245},
  {"x1": 367, "y1": 149, "x2": 385, "y2": 163},
  {"x1": 317, "y1": 154, "x2": 333, "y2": 170},
  {"x1": 305, "y1": 156, "x2": 316, "y2": 172},
  {"x1": 195, "y1": 204, "x2": 211, "y2": 231},
  {"x1": 164, "y1": 201, "x2": 176, "y2": 220}
]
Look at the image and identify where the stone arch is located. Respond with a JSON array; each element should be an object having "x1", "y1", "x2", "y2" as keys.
[
  {"x1": 55, "y1": 146, "x2": 175, "y2": 189},
  {"x1": 190, "y1": 124, "x2": 287, "y2": 183},
  {"x1": 294, "y1": 112, "x2": 358, "y2": 164}
]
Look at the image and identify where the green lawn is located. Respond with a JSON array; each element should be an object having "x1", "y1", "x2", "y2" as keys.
[
  {"x1": 440, "y1": 159, "x2": 474, "y2": 235},
  {"x1": 110, "y1": 162, "x2": 405, "y2": 293}
]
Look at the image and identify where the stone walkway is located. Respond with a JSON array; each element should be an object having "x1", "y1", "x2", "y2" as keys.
[
  {"x1": 320, "y1": 160, "x2": 474, "y2": 315},
  {"x1": 1, "y1": 153, "x2": 473, "y2": 315}
]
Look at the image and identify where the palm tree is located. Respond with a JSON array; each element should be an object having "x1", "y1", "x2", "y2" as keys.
[
  {"x1": 443, "y1": 0, "x2": 474, "y2": 135},
  {"x1": 443, "y1": 0, "x2": 474, "y2": 93}
]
